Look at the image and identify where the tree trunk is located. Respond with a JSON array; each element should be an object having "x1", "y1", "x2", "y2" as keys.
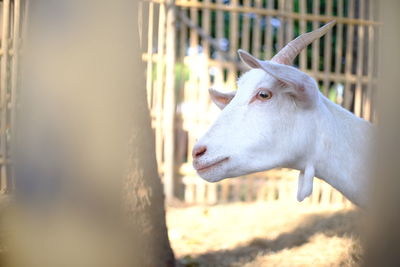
[
  {"x1": 7, "y1": 1, "x2": 175, "y2": 266},
  {"x1": 123, "y1": 5, "x2": 176, "y2": 264}
]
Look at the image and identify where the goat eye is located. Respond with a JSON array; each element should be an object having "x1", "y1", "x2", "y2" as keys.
[{"x1": 256, "y1": 90, "x2": 272, "y2": 100}]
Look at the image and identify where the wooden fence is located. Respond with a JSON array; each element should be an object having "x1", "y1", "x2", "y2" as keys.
[{"x1": 145, "y1": 0, "x2": 379, "y2": 205}]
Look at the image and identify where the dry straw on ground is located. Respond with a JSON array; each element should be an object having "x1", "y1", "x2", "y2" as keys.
[{"x1": 167, "y1": 202, "x2": 362, "y2": 267}]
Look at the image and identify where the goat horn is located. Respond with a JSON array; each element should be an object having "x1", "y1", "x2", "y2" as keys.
[{"x1": 271, "y1": 20, "x2": 336, "y2": 65}]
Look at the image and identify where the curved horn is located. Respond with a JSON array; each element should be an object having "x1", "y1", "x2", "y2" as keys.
[{"x1": 272, "y1": 20, "x2": 336, "y2": 65}]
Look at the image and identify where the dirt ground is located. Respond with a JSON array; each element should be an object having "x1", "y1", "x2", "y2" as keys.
[{"x1": 167, "y1": 202, "x2": 363, "y2": 267}]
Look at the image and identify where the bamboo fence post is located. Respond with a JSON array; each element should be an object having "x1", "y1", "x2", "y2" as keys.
[
  {"x1": 155, "y1": 2, "x2": 166, "y2": 177},
  {"x1": 335, "y1": 0, "x2": 344, "y2": 105},
  {"x1": 184, "y1": 178, "x2": 195, "y2": 203},
  {"x1": 323, "y1": 0, "x2": 333, "y2": 95},
  {"x1": 311, "y1": 0, "x2": 320, "y2": 78},
  {"x1": 252, "y1": 0, "x2": 261, "y2": 58},
  {"x1": 320, "y1": 183, "x2": 332, "y2": 205},
  {"x1": 265, "y1": 0, "x2": 274, "y2": 59},
  {"x1": 221, "y1": 180, "x2": 229, "y2": 202},
  {"x1": 344, "y1": 0, "x2": 355, "y2": 111},
  {"x1": 10, "y1": 0, "x2": 21, "y2": 193},
  {"x1": 216, "y1": 0, "x2": 224, "y2": 86},
  {"x1": 200, "y1": 0, "x2": 211, "y2": 203},
  {"x1": 285, "y1": 0, "x2": 293, "y2": 49},
  {"x1": 0, "y1": 0, "x2": 10, "y2": 194},
  {"x1": 195, "y1": 180, "x2": 205, "y2": 203},
  {"x1": 364, "y1": 0, "x2": 375, "y2": 121},
  {"x1": 146, "y1": 1, "x2": 155, "y2": 107},
  {"x1": 163, "y1": 0, "x2": 176, "y2": 202},
  {"x1": 299, "y1": 0, "x2": 306, "y2": 70},
  {"x1": 184, "y1": 0, "x2": 200, "y2": 203},
  {"x1": 277, "y1": 0, "x2": 284, "y2": 50},
  {"x1": 245, "y1": 176, "x2": 254, "y2": 201},
  {"x1": 227, "y1": 0, "x2": 238, "y2": 86},
  {"x1": 242, "y1": 0, "x2": 250, "y2": 52},
  {"x1": 354, "y1": 0, "x2": 365, "y2": 117},
  {"x1": 311, "y1": 180, "x2": 321, "y2": 205},
  {"x1": 231, "y1": 176, "x2": 239, "y2": 202}
]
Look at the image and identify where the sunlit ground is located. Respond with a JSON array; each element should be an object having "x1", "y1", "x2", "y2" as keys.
[{"x1": 167, "y1": 202, "x2": 362, "y2": 267}]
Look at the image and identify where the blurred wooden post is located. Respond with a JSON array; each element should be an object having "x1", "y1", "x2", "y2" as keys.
[
  {"x1": 335, "y1": 0, "x2": 344, "y2": 106},
  {"x1": 10, "y1": 0, "x2": 22, "y2": 193},
  {"x1": 344, "y1": 0, "x2": 355, "y2": 110},
  {"x1": 146, "y1": 1, "x2": 154, "y2": 106},
  {"x1": 354, "y1": 0, "x2": 365, "y2": 117},
  {"x1": 155, "y1": 2, "x2": 166, "y2": 176},
  {"x1": 0, "y1": 0, "x2": 10, "y2": 194},
  {"x1": 323, "y1": 0, "x2": 333, "y2": 95},
  {"x1": 163, "y1": 0, "x2": 176, "y2": 203},
  {"x1": 364, "y1": 1, "x2": 400, "y2": 266}
]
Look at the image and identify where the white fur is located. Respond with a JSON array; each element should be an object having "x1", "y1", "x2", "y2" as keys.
[{"x1": 192, "y1": 59, "x2": 374, "y2": 207}]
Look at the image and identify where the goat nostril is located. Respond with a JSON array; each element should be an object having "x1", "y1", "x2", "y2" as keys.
[{"x1": 193, "y1": 146, "x2": 207, "y2": 158}]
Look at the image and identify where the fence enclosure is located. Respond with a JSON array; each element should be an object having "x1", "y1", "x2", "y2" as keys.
[
  {"x1": 142, "y1": 0, "x2": 379, "y2": 206},
  {"x1": 0, "y1": 1, "x2": 377, "y2": 206}
]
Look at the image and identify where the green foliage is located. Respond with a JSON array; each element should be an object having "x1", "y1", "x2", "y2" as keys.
[{"x1": 175, "y1": 62, "x2": 190, "y2": 86}]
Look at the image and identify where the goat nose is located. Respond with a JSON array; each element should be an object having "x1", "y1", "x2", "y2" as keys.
[{"x1": 193, "y1": 145, "x2": 207, "y2": 159}]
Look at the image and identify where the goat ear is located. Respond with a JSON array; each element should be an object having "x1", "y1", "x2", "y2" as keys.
[
  {"x1": 258, "y1": 61, "x2": 320, "y2": 109},
  {"x1": 209, "y1": 88, "x2": 236, "y2": 110},
  {"x1": 237, "y1": 49, "x2": 263, "y2": 69}
]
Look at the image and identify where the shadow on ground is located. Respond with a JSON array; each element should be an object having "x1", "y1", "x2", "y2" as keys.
[{"x1": 180, "y1": 209, "x2": 361, "y2": 267}]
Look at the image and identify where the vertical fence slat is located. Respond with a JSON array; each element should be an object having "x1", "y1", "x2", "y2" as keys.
[
  {"x1": 187, "y1": 0, "x2": 199, "y2": 166},
  {"x1": 364, "y1": 0, "x2": 374, "y2": 121},
  {"x1": 242, "y1": 0, "x2": 250, "y2": 52},
  {"x1": 344, "y1": 0, "x2": 355, "y2": 111},
  {"x1": 299, "y1": 0, "x2": 306, "y2": 70},
  {"x1": 184, "y1": 179, "x2": 195, "y2": 203},
  {"x1": 10, "y1": 0, "x2": 21, "y2": 193},
  {"x1": 265, "y1": 0, "x2": 274, "y2": 59},
  {"x1": 221, "y1": 180, "x2": 229, "y2": 202},
  {"x1": 227, "y1": 0, "x2": 238, "y2": 85},
  {"x1": 195, "y1": 180, "x2": 205, "y2": 203},
  {"x1": 0, "y1": 0, "x2": 10, "y2": 193},
  {"x1": 311, "y1": 0, "x2": 320, "y2": 78},
  {"x1": 252, "y1": 0, "x2": 261, "y2": 58},
  {"x1": 163, "y1": 0, "x2": 176, "y2": 202},
  {"x1": 201, "y1": 0, "x2": 213, "y2": 204},
  {"x1": 320, "y1": 183, "x2": 332, "y2": 205},
  {"x1": 155, "y1": 3, "x2": 166, "y2": 178},
  {"x1": 322, "y1": 0, "x2": 333, "y2": 95},
  {"x1": 354, "y1": 0, "x2": 365, "y2": 117},
  {"x1": 146, "y1": 2, "x2": 155, "y2": 107},
  {"x1": 285, "y1": 0, "x2": 293, "y2": 48},
  {"x1": 216, "y1": 0, "x2": 224, "y2": 87},
  {"x1": 277, "y1": 0, "x2": 285, "y2": 50},
  {"x1": 335, "y1": 0, "x2": 344, "y2": 105}
]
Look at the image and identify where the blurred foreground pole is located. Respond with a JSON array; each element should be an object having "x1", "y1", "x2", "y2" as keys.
[
  {"x1": 364, "y1": 1, "x2": 400, "y2": 266},
  {"x1": 7, "y1": 0, "x2": 175, "y2": 266},
  {"x1": 163, "y1": 0, "x2": 176, "y2": 203}
]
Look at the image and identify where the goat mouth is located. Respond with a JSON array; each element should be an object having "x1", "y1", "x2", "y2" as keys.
[{"x1": 194, "y1": 157, "x2": 229, "y2": 173}]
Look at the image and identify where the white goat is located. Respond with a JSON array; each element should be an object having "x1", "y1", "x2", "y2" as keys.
[{"x1": 192, "y1": 21, "x2": 373, "y2": 206}]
